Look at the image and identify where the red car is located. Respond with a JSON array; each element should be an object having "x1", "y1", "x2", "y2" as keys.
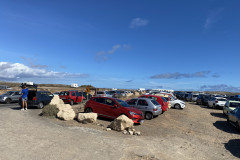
[
  {"x1": 84, "y1": 97, "x2": 144, "y2": 124},
  {"x1": 59, "y1": 90, "x2": 84, "y2": 105},
  {"x1": 139, "y1": 95, "x2": 168, "y2": 112}
]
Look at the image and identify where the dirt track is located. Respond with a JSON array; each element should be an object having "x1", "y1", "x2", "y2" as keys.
[{"x1": 0, "y1": 102, "x2": 240, "y2": 160}]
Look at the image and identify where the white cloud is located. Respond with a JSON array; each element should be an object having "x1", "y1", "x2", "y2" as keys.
[
  {"x1": 204, "y1": 8, "x2": 224, "y2": 29},
  {"x1": 0, "y1": 62, "x2": 89, "y2": 80},
  {"x1": 130, "y1": 18, "x2": 149, "y2": 29},
  {"x1": 95, "y1": 44, "x2": 131, "y2": 62}
]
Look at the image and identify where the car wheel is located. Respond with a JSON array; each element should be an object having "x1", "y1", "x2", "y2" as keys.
[
  {"x1": 145, "y1": 112, "x2": 153, "y2": 120},
  {"x1": 70, "y1": 100, "x2": 74, "y2": 105},
  {"x1": 174, "y1": 104, "x2": 180, "y2": 109},
  {"x1": 38, "y1": 102, "x2": 44, "y2": 109},
  {"x1": 227, "y1": 117, "x2": 230, "y2": 123},
  {"x1": 85, "y1": 108, "x2": 92, "y2": 113},
  {"x1": 5, "y1": 98, "x2": 11, "y2": 104}
]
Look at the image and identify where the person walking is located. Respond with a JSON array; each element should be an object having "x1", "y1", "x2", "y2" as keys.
[{"x1": 21, "y1": 85, "x2": 28, "y2": 110}]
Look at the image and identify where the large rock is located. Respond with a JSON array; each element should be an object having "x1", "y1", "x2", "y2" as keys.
[
  {"x1": 57, "y1": 107, "x2": 76, "y2": 121},
  {"x1": 49, "y1": 95, "x2": 65, "y2": 105},
  {"x1": 109, "y1": 115, "x2": 134, "y2": 131},
  {"x1": 133, "y1": 92, "x2": 140, "y2": 96},
  {"x1": 48, "y1": 95, "x2": 76, "y2": 121},
  {"x1": 77, "y1": 113, "x2": 98, "y2": 123}
]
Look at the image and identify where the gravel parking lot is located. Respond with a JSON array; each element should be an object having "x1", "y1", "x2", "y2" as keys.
[{"x1": 0, "y1": 102, "x2": 239, "y2": 160}]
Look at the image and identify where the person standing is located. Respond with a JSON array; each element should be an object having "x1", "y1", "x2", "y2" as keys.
[{"x1": 21, "y1": 85, "x2": 28, "y2": 110}]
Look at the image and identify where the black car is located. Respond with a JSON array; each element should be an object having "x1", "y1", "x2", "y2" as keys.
[
  {"x1": 19, "y1": 83, "x2": 53, "y2": 108},
  {"x1": 19, "y1": 91, "x2": 53, "y2": 109}
]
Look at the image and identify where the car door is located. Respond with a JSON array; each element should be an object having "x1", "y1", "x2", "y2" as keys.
[
  {"x1": 12, "y1": 92, "x2": 20, "y2": 102},
  {"x1": 92, "y1": 97, "x2": 106, "y2": 116},
  {"x1": 208, "y1": 98, "x2": 214, "y2": 107},
  {"x1": 136, "y1": 99, "x2": 149, "y2": 113},
  {"x1": 104, "y1": 98, "x2": 119, "y2": 118},
  {"x1": 70, "y1": 92, "x2": 77, "y2": 102}
]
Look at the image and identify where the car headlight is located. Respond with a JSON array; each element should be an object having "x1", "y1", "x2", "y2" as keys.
[{"x1": 129, "y1": 111, "x2": 138, "y2": 116}]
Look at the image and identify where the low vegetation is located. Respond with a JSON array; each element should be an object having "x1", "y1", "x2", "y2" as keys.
[{"x1": 41, "y1": 104, "x2": 59, "y2": 118}]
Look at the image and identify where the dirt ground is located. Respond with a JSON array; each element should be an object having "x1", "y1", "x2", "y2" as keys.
[
  {"x1": 45, "y1": 101, "x2": 240, "y2": 159},
  {"x1": 1, "y1": 97, "x2": 240, "y2": 159}
]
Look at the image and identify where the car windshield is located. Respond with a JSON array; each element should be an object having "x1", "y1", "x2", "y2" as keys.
[
  {"x1": 229, "y1": 102, "x2": 240, "y2": 108},
  {"x1": 116, "y1": 99, "x2": 130, "y2": 107},
  {"x1": 4, "y1": 91, "x2": 14, "y2": 95},
  {"x1": 151, "y1": 100, "x2": 160, "y2": 106}
]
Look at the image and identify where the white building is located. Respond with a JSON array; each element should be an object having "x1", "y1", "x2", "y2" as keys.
[{"x1": 71, "y1": 83, "x2": 78, "y2": 88}]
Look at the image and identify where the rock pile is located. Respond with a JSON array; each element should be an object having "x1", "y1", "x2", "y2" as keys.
[
  {"x1": 49, "y1": 96, "x2": 76, "y2": 121},
  {"x1": 122, "y1": 128, "x2": 141, "y2": 136}
]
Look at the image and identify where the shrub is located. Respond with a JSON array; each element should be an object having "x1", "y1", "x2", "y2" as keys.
[{"x1": 41, "y1": 104, "x2": 59, "y2": 118}]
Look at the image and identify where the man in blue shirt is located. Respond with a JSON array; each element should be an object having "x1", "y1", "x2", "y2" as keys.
[{"x1": 21, "y1": 85, "x2": 28, "y2": 110}]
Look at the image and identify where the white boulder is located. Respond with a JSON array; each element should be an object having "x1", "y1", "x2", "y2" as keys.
[
  {"x1": 109, "y1": 115, "x2": 134, "y2": 131},
  {"x1": 57, "y1": 107, "x2": 76, "y2": 121},
  {"x1": 77, "y1": 113, "x2": 98, "y2": 123}
]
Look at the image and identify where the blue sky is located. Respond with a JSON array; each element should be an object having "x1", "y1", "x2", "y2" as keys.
[{"x1": 0, "y1": 0, "x2": 240, "y2": 91}]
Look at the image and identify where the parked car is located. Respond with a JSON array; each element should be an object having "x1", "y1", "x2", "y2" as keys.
[
  {"x1": 196, "y1": 94, "x2": 211, "y2": 106},
  {"x1": 223, "y1": 100, "x2": 240, "y2": 115},
  {"x1": 186, "y1": 93, "x2": 193, "y2": 102},
  {"x1": 156, "y1": 93, "x2": 185, "y2": 109},
  {"x1": 84, "y1": 97, "x2": 144, "y2": 124},
  {"x1": 227, "y1": 108, "x2": 240, "y2": 131},
  {"x1": 19, "y1": 91, "x2": 53, "y2": 109},
  {"x1": 207, "y1": 97, "x2": 227, "y2": 109},
  {"x1": 191, "y1": 94, "x2": 199, "y2": 102},
  {"x1": 0, "y1": 85, "x2": 12, "y2": 90},
  {"x1": 94, "y1": 91, "x2": 109, "y2": 97},
  {"x1": 126, "y1": 98, "x2": 162, "y2": 120},
  {"x1": 138, "y1": 95, "x2": 168, "y2": 112},
  {"x1": 59, "y1": 90, "x2": 84, "y2": 105},
  {"x1": 155, "y1": 94, "x2": 171, "y2": 108},
  {"x1": 0, "y1": 91, "x2": 21, "y2": 104}
]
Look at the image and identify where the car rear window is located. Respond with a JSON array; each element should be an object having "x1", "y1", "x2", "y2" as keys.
[
  {"x1": 151, "y1": 100, "x2": 160, "y2": 106},
  {"x1": 230, "y1": 102, "x2": 240, "y2": 108},
  {"x1": 161, "y1": 97, "x2": 167, "y2": 102}
]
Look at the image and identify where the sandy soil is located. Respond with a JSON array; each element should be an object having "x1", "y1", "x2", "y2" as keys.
[
  {"x1": 1, "y1": 101, "x2": 240, "y2": 160},
  {"x1": 46, "y1": 102, "x2": 240, "y2": 159}
]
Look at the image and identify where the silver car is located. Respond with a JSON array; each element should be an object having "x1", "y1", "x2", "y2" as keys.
[
  {"x1": 0, "y1": 91, "x2": 21, "y2": 104},
  {"x1": 126, "y1": 98, "x2": 162, "y2": 120}
]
